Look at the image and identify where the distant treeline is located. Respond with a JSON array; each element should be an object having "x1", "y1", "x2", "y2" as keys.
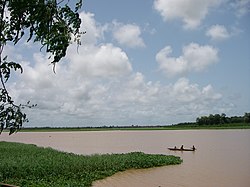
[
  {"x1": 195, "y1": 113, "x2": 250, "y2": 126},
  {"x1": 22, "y1": 113, "x2": 250, "y2": 130}
]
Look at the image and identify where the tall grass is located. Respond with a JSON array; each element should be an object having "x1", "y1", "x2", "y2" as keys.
[{"x1": 0, "y1": 142, "x2": 182, "y2": 187}]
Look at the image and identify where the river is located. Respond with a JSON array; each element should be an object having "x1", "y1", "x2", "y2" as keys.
[{"x1": 1, "y1": 130, "x2": 250, "y2": 187}]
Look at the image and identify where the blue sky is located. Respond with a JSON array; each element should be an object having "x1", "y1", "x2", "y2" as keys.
[{"x1": 6, "y1": 0, "x2": 250, "y2": 127}]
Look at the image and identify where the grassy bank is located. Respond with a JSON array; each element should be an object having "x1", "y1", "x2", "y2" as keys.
[
  {"x1": 18, "y1": 123, "x2": 250, "y2": 132},
  {"x1": 0, "y1": 142, "x2": 182, "y2": 187}
]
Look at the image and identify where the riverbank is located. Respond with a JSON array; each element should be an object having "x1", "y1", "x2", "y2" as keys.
[
  {"x1": 17, "y1": 123, "x2": 250, "y2": 132},
  {"x1": 0, "y1": 142, "x2": 182, "y2": 187}
]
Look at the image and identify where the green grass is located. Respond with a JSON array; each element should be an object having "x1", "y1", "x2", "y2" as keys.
[{"x1": 0, "y1": 142, "x2": 182, "y2": 187}]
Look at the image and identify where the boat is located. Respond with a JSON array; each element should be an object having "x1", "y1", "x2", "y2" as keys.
[
  {"x1": 0, "y1": 182, "x2": 19, "y2": 187},
  {"x1": 168, "y1": 147, "x2": 196, "y2": 151}
]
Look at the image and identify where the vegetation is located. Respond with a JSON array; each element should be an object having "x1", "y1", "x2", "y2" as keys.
[
  {"x1": 0, "y1": 142, "x2": 182, "y2": 187},
  {"x1": 169, "y1": 122, "x2": 250, "y2": 129},
  {"x1": 196, "y1": 112, "x2": 250, "y2": 126},
  {"x1": 0, "y1": 0, "x2": 83, "y2": 134},
  {"x1": 17, "y1": 122, "x2": 250, "y2": 132},
  {"x1": 18, "y1": 113, "x2": 250, "y2": 132}
]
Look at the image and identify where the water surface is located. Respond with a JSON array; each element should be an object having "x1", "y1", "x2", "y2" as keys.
[{"x1": 1, "y1": 130, "x2": 250, "y2": 187}]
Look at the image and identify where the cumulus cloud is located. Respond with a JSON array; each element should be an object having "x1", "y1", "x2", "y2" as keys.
[
  {"x1": 6, "y1": 10, "x2": 228, "y2": 127},
  {"x1": 65, "y1": 12, "x2": 133, "y2": 78},
  {"x1": 153, "y1": 0, "x2": 223, "y2": 29},
  {"x1": 79, "y1": 12, "x2": 107, "y2": 44},
  {"x1": 67, "y1": 44, "x2": 132, "y2": 78},
  {"x1": 206, "y1": 24, "x2": 231, "y2": 41},
  {"x1": 156, "y1": 43, "x2": 219, "y2": 76},
  {"x1": 8, "y1": 11, "x2": 134, "y2": 124},
  {"x1": 11, "y1": 58, "x2": 224, "y2": 126},
  {"x1": 10, "y1": 51, "x2": 224, "y2": 126},
  {"x1": 8, "y1": 43, "x2": 224, "y2": 126},
  {"x1": 112, "y1": 22, "x2": 145, "y2": 48},
  {"x1": 172, "y1": 78, "x2": 221, "y2": 102}
]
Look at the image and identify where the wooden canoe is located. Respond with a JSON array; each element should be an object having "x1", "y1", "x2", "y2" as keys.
[
  {"x1": 168, "y1": 147, "x2": 195, "y2": 151},
  {"x1": 0, "y1": 183, "x2": 19, "y2": 187}
]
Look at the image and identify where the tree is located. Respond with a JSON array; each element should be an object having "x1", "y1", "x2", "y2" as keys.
[
  {"x1": 196, "y1": 116, "x2": 209, "y2": 126},
  {"x1": 0, "y1": 0, "x2": 84, "y2": 134},
  {"x1": 213, "y1": 114, "x2": 221, "y2": 125},
  {"x1": 244, "y1": 113, "x2": 250, "y2": 123},
  {"x1": 220, "y1": 113, "x2": 227, "y2": 124}
]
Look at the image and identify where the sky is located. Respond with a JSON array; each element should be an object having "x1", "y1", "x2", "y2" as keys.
[{"x1": 5, "y1": 0, "x2": 250, "y2": 127}]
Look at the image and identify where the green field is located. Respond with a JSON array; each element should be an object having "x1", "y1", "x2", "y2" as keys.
[{"x1": 0, "y1": 142, "x2": 182, "y2": 187}]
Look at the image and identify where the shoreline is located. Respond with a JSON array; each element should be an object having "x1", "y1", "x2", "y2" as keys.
[{"x1": 15, "y1": 123, "x2": 250, "y2": 132}]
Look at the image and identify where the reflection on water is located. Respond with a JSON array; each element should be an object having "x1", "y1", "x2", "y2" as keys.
[{"x1": 1, "y1": 130, "x2": 250, "y2": 187}]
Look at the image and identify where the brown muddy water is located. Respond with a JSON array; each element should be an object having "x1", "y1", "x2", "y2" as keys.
[{"x1": 1, "y1": 130, "x2": 250, "y2": 187}]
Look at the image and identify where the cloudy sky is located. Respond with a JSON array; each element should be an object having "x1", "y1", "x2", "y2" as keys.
[{"x1": 6, "y1": 0, "x2": 250, "y2": 127}]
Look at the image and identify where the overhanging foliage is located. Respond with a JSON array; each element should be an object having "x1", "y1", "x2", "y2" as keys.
[{"x1": 0, "y1": 0, "x2": 84, "y2": 134}]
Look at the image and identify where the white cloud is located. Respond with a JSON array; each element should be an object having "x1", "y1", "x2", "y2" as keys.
[
  {"x1": 153, "y1": 0, "x2": 223, "y2": 29},
  {"x1": 172, "y1": 78, "x2": 221, "y2": 102},
  {"x1": 9, "y1": 11, "x2": 134, "y2": 118},
  {"x1": 112, "y1": 22, "x2": 145, "y2": 48},
  {"x1": 202, "y1": 84, "x2": 222, "y2": 100},
  {"x1": 9, "y1": 48, "x2": 225, "y2": 126},
  {"x1": 6, "y1": 10, "x2": 230, "y2": 127},
  {"x1": 10, "y1": 62, "x2": 224, "y2": 126},
  {"x1": 67, "y1": 43, "x2": 132, "y2": 78},
  {"x1": 64, "y1": 12, "x2": 133, "y2": 78},
  {"x1": 79, "y1": 12, "x2": 107, "y2": 44},
  {"x1": 172, "y1": 78, "x2": 201, "y2": 102},
  {"x1": 8, "y1": 45, "x2": 224, "y2": 126},
  {"x1": 156, "y1": 43, "x2": 218, "y2": 76},
  {"x1": 156, "y1": 46, "x2": 188, "y2": 76},
  {"x1": 206, "y1": 24, "x2": 231, "y2": 41}
]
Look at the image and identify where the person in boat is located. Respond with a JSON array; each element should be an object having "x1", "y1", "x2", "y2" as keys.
[
  {"x1": 180, "y1": 145, "x2": 184, "y2": 150},
  {"x1": 192, "y1": 145, "x2": 196, "y2": 151}
]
